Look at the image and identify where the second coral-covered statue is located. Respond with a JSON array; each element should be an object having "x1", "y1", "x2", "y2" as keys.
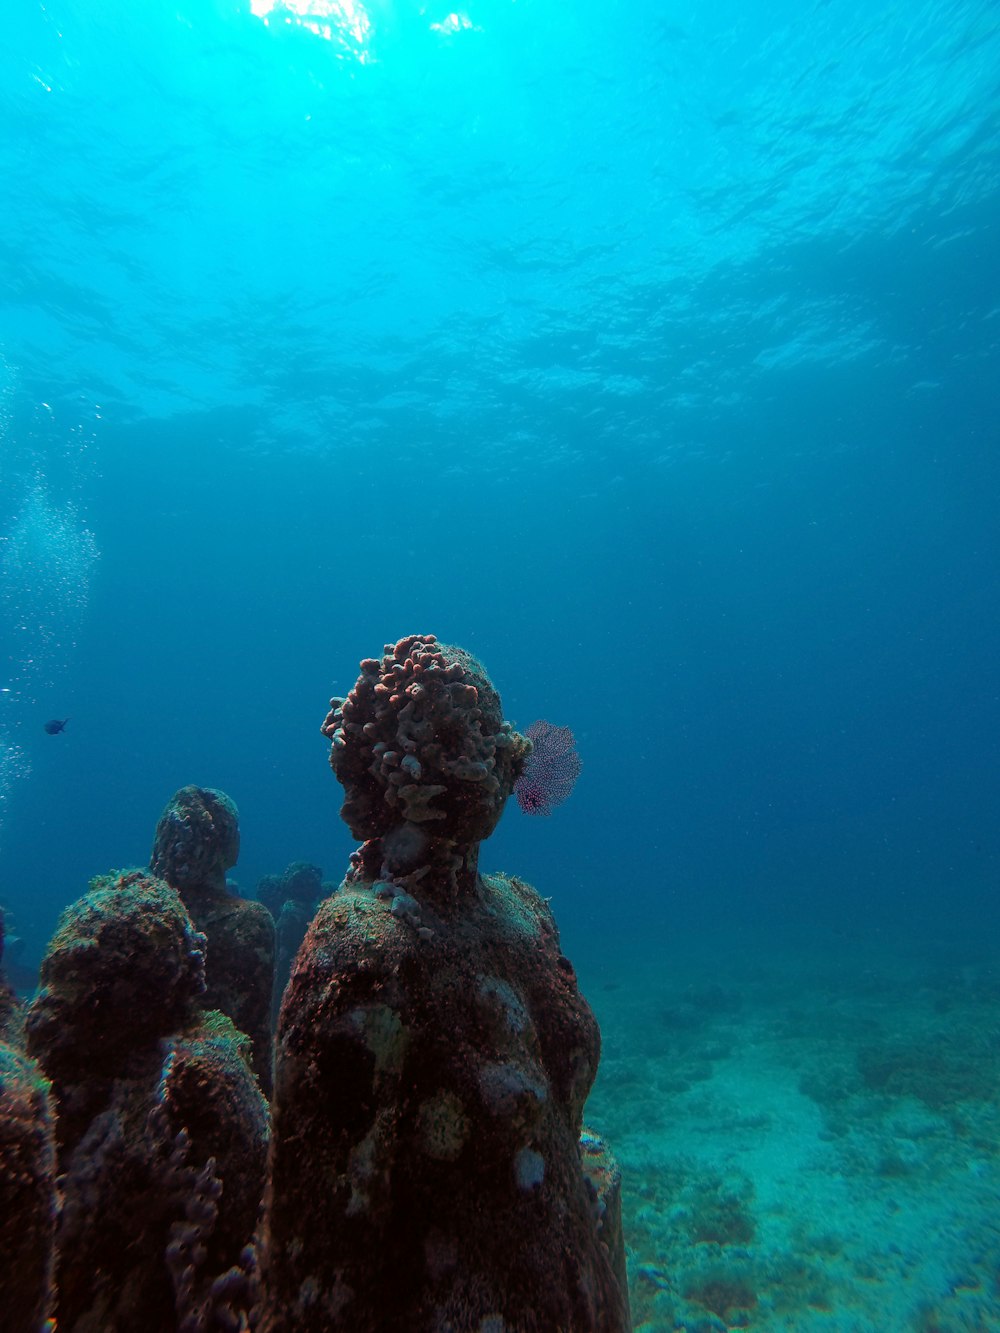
[{"x1": 150, "y1": 786, "x2": 275, "y2": 1095}]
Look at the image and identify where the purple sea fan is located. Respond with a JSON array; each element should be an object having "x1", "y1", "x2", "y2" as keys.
[{"x1": 514, "y1": 721, "x2": 582, "y2": 815}]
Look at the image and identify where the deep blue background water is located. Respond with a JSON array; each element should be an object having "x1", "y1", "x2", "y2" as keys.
[{"x1": 1, "y1": 0, "x2": 999, "y2": 970}]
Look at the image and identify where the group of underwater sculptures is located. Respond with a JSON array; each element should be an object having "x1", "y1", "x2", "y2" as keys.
[{"x1": 0, "y1": 635, "x2": 631, "y2": 1332}]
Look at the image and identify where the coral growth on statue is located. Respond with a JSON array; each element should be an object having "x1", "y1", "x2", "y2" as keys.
[
  {"x1": 258, "y1": 634, "x2": 630, "y2": 1331},
  {"x1": 320, "y1": 633, "x2": 531, "y2": 887},
  {"x1": 151, "y1": 786, "x2": 276, "y2": 1095},
  {"x1": 0, "y1": 908, "x2": 57, "y2": 1332},
  {"x1": 24, "y1": 869, "x2": 268, "y2": 1332},
  {"x1": 2, "y1": 637, "x2": 626, "y2": 1332}
]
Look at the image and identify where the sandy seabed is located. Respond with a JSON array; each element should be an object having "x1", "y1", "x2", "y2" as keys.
[{"x1": 579, "y1": 921, "x2": 1000, "y2": 1333}]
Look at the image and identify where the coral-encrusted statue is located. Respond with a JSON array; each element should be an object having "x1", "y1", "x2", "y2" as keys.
[
  {"x1": 258, "y1": 634, "x2": 630, "y2": 1332},
  {"x1": 0, "y1": 1038, "x2": 56, "y2": 1330},
  {"x1": 256, "y1": 861, "x2": 328, "y2": 1019},
  {"x1": 1, "y1": 906, "x2": 57, "y2": 1332},
  {"x1": 151, "y1": 786, "x2": 276, "y2": 1096},
  {"x1": 25, "y1": 869, "x2": 268, "y2": 1332}
]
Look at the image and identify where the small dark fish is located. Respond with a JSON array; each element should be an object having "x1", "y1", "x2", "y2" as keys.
[{"x1": 43, "y1": 718, "x2": 69, "y2": 735}]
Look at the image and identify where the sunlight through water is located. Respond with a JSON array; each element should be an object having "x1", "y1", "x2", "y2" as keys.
[{"x1": 249, "y1": 0, "x2": 373, "y2": 58}]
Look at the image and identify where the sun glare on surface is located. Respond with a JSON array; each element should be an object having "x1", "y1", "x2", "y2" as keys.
[
  {"x1": 429, "y1": 12, "x2": 478, "y2": 34},
  {"x1": 249, "y1": 1, "x2": 483, "y2": 57},
  {"x1": 250, "y1": 0, "x2": 372, "y2": 57}
]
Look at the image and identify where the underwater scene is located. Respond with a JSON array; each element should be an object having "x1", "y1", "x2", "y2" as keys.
[{"x1": 1, "y1": 1, "x2": 999, "y2": 1330}]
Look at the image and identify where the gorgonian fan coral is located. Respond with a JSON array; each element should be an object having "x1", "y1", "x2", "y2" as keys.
[{"x1": 514, "y1": 721, "x2": 582, "y2": 815}]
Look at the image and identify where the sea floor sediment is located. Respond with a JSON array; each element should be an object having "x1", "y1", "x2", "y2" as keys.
[{"x1": 581, "y1": 923, "x2": 1000, "y2": 1333}]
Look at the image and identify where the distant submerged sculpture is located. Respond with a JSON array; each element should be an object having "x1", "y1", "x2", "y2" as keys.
[
  {"x1": 150, "y1": 786, "x2": 276, "y2": 1096},
  {"x1": 258, "y1": 634, "x2": 630, "y2": 1332}
]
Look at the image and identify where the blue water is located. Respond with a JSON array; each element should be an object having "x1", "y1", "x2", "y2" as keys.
[{"x1": 2, "y1": 2, "x2": 999, "y2": 1326}]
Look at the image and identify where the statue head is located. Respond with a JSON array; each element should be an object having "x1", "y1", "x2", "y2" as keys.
[
  {"x1": 26, "y1": 869, "x2": 205, "y2": 1082},
  {"x1": 150, "y1": 786, "x2": 240, "y2": 894},
  {"x1": 322, "y1": 634, "x2": 530, "y2": 889}
]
